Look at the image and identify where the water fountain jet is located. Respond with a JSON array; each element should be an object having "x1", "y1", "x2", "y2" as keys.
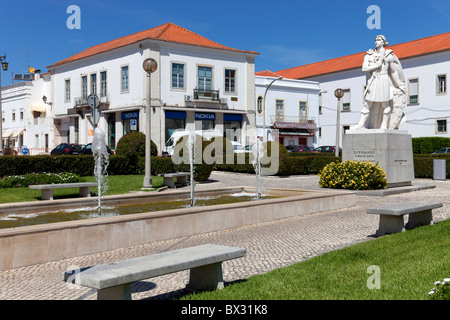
[{"x1": 92, "y1": 127, "x2": 109, "y2": 214}]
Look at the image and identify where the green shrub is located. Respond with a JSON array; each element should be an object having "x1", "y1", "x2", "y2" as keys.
[
  {"x1": 428, "y1": 278, "x2": 450, "y2": 300},
  {"x1": 0, "y1": 172, "x2": 81, "y2": 188},
  {"x1": 414, "y1": 154, "x2": 450, "y2": 178},
  {"x1": 115, "y1": 131, "x2": 158, "y2": 158},
  {"x1": 319, "y1": 160, "x2": 387, "y2": 190},
  {"x1": 412, "y1": 137, "x2": 450, "y2": 154}
]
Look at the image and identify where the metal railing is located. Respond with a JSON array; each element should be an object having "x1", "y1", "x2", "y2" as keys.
[
  {"x1": 270, "y1": 115, "x2": 316, "y2": 124},
  {"x1": 193, "y1": 88, "x2": 220, "y2": 101}
]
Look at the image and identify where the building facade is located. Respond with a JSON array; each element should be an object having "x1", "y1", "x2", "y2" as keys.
[
  {"x1": 1, "y1": 71, "x2": 52, "y2": 155},
  {"x1": 276, "y1": 32, "x2": 450, "y2": 148},
  {"x1": 45, "y1": 22, "x2": 259, "y2": 154},
  {"x1": 254, "y1": 72, "x2": 320, "y2": 147}
]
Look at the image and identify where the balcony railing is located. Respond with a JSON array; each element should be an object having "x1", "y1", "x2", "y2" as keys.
[
  {"x1": 193, "y1": 88, "x2": 220, "y2": 101},
  {"x1": 270, "y1": 116, "x2": 316, "y2": 131},
  {"x1": 75, "y1": 95, "x2": 110, "y2": 108}
]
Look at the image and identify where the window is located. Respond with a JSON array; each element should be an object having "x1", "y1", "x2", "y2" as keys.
[
  {"x1": 100, "y1": 71, "x2": 107, "y2": 97},
  {"x1": 437, "y1": 119, "x2": 447, "y2": 133},
  {"x1": 121, "y1": 66, "x2": 129, "y2": 92},
  {"x1": 225, "y1": 69, "x2": 236, "y2": 93},
  {"x1": 81, "y1": 76, "x2": 87, "y2": 99},
  {"x1": 171, "y1": 63, "x2": 184, "y2": 89},
  {"x1": 343, "y1": 125, "x2": 350, "y2": 134},
  {"x1": 299, "y1": 101, "x2": 307, "y2": 121},
  {"x1": 91, "y1": 73, "x2": 97, "y2": 95},
  {"x1": 65, "y1": 79, "x2": 71, "y2": 101},
  {"x1": 342, "y1": 89, "x2": 350, "y2": 111},
  {"x1": 12, "y1": 110, "x2": 16, "y2": 122},
  {"x1": 437, "y1": 74, "x2": 447, "y2": 94},
  {"x1": 20, "y1": 109, "x2": 24, "y2": 120},
  {"x1": 408, "y1": 78, "x2": 419, "y2": 104},
  {"x1": 319, "y1": 127, "x2": 322, "y2": 137},
  {"x1": 198, "y1": 66, "x2": 212, "y2": 90},
  {"x1": 275, "y1": 99, "x2": 284, "y2": 121},
  {"x1": 257, "y1": 96, "x2": 263, "y2": 115}
]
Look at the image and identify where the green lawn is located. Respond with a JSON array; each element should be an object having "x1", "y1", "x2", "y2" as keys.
[
  {"x1": 182, "y1": 219, "x2": 449, "y2": 300},
  {"x1": 0, "y1": 175, "x2": 164, "y2": 203}
]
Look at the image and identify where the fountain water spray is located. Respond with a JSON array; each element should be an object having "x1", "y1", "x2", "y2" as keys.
[
  {"x1": 92, "y1": 127, "x2": 109, "y2": 214},
  {"x1": 252, "y1": 137, "x2": 263, "y2": 200},
  {"x1": 188, "y1": 131, "x2": 196, "y2": 207}
]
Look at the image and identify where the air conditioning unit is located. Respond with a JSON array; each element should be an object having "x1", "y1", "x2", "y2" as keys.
[
  {"x1": 185, "y1": 95, "x2": 193, "y2": 102},
  {"x1": 219, "y1": 98, "x2": 228, "y2": 104}
]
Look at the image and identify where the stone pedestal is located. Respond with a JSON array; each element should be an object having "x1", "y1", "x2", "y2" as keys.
[{"x1": 342, "y1": 129, "x2": 414, "y2": 188}]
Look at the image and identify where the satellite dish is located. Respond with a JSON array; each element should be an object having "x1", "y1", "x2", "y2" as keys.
[{"x1": 29, "y1": 67, "x2": 35, "y2": 74}]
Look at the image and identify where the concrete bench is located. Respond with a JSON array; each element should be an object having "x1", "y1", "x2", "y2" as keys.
[
  {"x1": 367, "y1": 201, "x2": 443, "y2": 236},
  {"x1": 29, "y1": 182, "x2": 98, "y2": 200},
  {"x1": 62, "y1": 244, "x2": 246, "y2": 300},
  {"x1": 158, "y1": 172, "x2": 190, "y2": 188}
]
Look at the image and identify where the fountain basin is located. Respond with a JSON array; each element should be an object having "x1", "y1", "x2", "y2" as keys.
[{"x1": 0, "y1": 186, "x2": 355, "y2": 270}]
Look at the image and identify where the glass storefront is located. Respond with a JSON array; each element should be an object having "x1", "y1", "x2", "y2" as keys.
[
  {"x1": 122, "y1": 111, "x2": 139, "y2": 135},
  {"x1": 223, "y1": 113, "x2": 242, "y2": 142},
  {"x1": 165, "y1": 111, "x2": 186, "y2": 142},
  {"x1": 195, "y1": 112, "x2": 215, "y2": 131}
]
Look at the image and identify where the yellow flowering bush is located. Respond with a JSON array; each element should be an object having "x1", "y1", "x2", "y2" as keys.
[{"x1": 318, "y1": 160, "x2": 387, "y2": 190}]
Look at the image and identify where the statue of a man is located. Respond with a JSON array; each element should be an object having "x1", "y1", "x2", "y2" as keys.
[{"x1": 353, "y1": 35, "x2": 407, "y2": 130}]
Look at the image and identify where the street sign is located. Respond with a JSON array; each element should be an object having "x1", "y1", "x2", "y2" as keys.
[
  {"x1": 21, "y1": 146, "x2": 29, "y2": 155},
  {"x1": 87, "y1": 94, "x2": 99, "y2": 108},
  {"x1": 88, "y1": 94, "x2": 100, "y2": 126}
]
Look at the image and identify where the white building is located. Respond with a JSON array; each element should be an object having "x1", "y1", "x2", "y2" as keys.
[
  {"x1": 275, "y1": 32, "x2": 450, "y2": 147},
  {"x1": 1, "y1": 71, "x2": 52, "y2": 154},
  {"x1": 254, "y1": 71, "x2": 320, "y2": 147},
  {"x1": 44, "y1": 22, "x2": 259, "y2": 153}
]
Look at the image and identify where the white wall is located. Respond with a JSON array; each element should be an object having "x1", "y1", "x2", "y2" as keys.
[
  {"x1": 255, "y1": 76, "x2": 320, "y2": 147},
  {"x1": 309, "y1": 51, "x2": 450, "y2": 146}
]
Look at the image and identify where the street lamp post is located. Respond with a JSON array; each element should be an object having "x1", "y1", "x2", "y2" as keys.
[
  {"x1": 142, "y1": 58, "x2": 158, "y2": 188},
  {"x1": 334, "y1": 88, "x2": 344, "y2": 158},
  {"x1": 262, "y1": 76, "x2": 282, "y2": 142},
  {"x1": 0, "y1": 54, "x2": 9, "y2": 156}
]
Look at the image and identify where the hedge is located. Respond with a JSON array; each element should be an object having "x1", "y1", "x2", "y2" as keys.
[
  {"x1": 1, "y1": 153, "x2": 449, "y2": 180},
  {"x1": 412, "y1": 137, "x2": 450, "y2": 154}
]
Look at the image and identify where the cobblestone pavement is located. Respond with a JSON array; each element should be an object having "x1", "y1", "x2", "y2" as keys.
[{"x1": 0, "y1": 172, "x2": 448, "y2": 300}]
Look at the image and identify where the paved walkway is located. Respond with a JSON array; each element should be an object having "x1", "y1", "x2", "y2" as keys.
[{"x1": 0, "y1": 172, "x2": 448, "y2": 300}]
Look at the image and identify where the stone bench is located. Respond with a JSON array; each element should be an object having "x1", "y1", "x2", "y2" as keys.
[
  {"x1": 367, "y1": 201, "x2": 443, "y2": 236},
  {"x1": 62, "y1": 244, "x2": 246, "y2": 300},
  {"x1": 29, "y1": 182, "x2": 98, "y2": 200},
  {"x1": 158, "y1": 172, "x2": 190, "y2": 188}
]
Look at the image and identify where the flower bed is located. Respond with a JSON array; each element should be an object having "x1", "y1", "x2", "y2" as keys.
[
  {"x1": 318, "y1": 160, "x2": 387, "y2": 190},
  {"x1": 0, "y1": 172, "x2": 81, "y2": 188}
]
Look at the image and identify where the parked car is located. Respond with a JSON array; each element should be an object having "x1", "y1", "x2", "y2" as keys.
[
  {"x1": 79, "y1": 143, "x2": 114, "y2": 155},
  {"x1": 315, "y1": 146, "x2": 342, "y2": 153},
  {"x1": 286, "y1": 145, "x2": 312, "y2": 152},
  {"x1": 431, "y1": 147, "x2": 450, "y2": 154},
  {"x1": 50, "y1": 143, "x2": 82, "y2": 155}
]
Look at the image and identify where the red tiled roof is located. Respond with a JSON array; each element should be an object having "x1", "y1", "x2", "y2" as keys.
[
  {"x1": 48, "y1": 22, "x2": 259, "y2": 68},
  {"x1": 275, "y1": 32, "x2": 450, "y2": 79},
  {"x1": 255, "y1": 70, "x2": 283, "y2": 77}
]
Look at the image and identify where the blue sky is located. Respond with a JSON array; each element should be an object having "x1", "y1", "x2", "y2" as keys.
[{"x1": 1, "y1": 0, "x2": 449, "y2": 86}]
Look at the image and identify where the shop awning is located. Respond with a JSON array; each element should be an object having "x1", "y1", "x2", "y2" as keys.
[
  {"x1": 2, "y1": 129, "x2": 13, "y2": 137},
  {"x1": 13, "y1": 129, "x2": 24, "y2": 136},
  {"x1": 30, "y1": 104, "x2": 47, "y2": 113}
]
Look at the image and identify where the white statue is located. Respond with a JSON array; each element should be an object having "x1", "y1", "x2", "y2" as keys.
[{"x1": 353, "y1": 35, "x2": 407, "y2": 130}]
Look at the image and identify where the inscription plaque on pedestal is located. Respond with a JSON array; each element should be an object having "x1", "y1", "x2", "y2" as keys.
[{"x1": 342, "y1": 129, "x2": 414, "y2": 188}]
